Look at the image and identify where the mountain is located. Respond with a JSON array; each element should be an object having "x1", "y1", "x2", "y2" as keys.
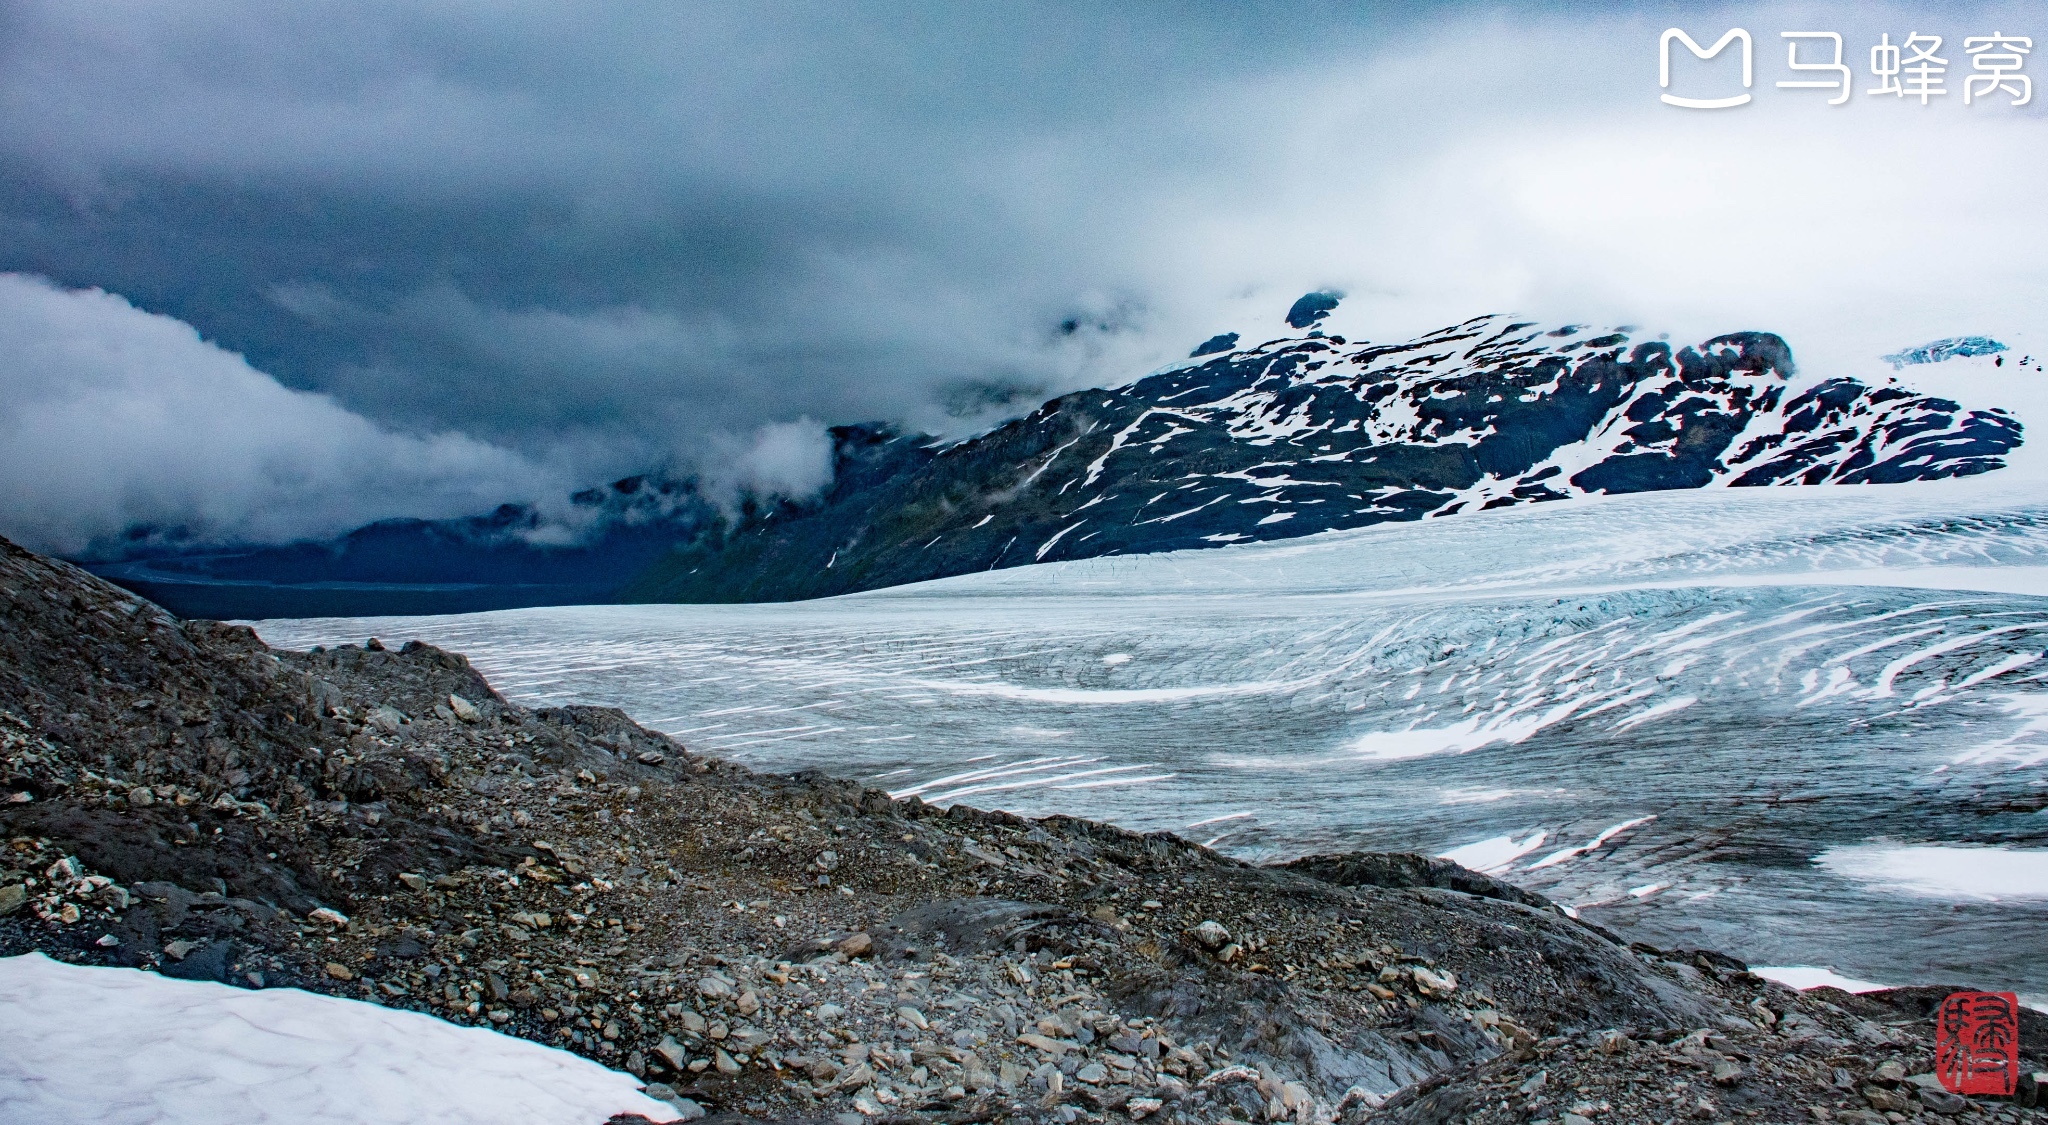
[
  {"x1": 621, "y1": 313, "x2": 2023, "y2": 603},
  {"x1": 82, "y1": 475, "x2": 716, "y2": 619},
  {"x1": 72, "y1": 305, "x2": 2026, "y2": 617}
]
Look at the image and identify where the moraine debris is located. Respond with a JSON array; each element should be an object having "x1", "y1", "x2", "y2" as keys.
[{"x1": 2, "y1": 532, "x2": 2044, "y2": 1124}]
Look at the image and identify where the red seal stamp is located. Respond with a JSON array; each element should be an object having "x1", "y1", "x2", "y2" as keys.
[{"x1": 1935, "y1": 990, "x2": 2020, "y2": 1096}]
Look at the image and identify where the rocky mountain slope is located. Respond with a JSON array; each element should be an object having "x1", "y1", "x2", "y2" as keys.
[
  {"x1": 5, "y1": 532, "x2": 2044, "y2": 1123},
  {"x1": 69, "y1": 301, "x2": 2023, "y2": 617},
  {"x1": 626, "y1": 313, "x2": 2022, "y2": 603}
]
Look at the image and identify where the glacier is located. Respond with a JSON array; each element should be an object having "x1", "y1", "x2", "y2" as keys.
[
  {"x1": 255, "y1": 346, "x2": 2048, "y2": 1003},
  {"x1": 626, "y1": 315, "x2": 2025, "y2": 603}
]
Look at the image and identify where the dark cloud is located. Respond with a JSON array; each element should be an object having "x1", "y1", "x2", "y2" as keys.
[
  {"x1": 0, "y1": 4, "x2": 1439, "y2": 455},
  {"x1": 2, "y1": 0, "x2": 2043, "y2": 552}
]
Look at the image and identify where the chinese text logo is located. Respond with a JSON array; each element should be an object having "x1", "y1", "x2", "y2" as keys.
[{"x1": 1661, "y1": 28, "x2": 2030, "y2": 108}]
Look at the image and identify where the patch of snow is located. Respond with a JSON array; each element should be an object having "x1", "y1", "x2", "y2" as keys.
[
  {"x1": 1527, "y1": 815, "x2": 1656, "y2": 870},
  {"x1": 0, "y1": 952, "x2": 680, "y2": 1124},
  {"x1": 1343, "y1": 694, "x2": 1592, "y2": 762},
  {"x1": 1751, "y1": 965, "x2": 1890, "y2": 993},
  {"x1": 1136, "y1": 496, "x2": 1225, "y2": 526},
  {"x1": 1020, "y1": 436, "x2": 1083, "y2": 487},
  {"x1": 1953, "y1": 693, "x2": 2048, "y2": 768},
  {"x1": 1612, "y1": 695, "x2": 1698, "y2": 732},
  {"x1": 1818, "y1": 844, "x2": 2048, "y2": 900},
  {"x1": 1437, "y1": 831, "x2": 1548, "y2": 874},
  {"x1": 1034, "y1": 519, "x2": 1087, "y2": 560}
]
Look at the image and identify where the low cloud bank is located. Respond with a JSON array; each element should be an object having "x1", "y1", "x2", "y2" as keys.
[
  {"x1": 0, "y1": 274, "x2": 845, "y2": 556},
  {"x1": 0, "y1": 273, "x2": 565, "y2": 555},
  {"x1": 701, "y1": 418, "x2": 836, "y2": 512}
]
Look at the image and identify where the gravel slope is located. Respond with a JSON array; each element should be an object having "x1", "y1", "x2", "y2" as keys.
[{"x1": 3, "y1": 533, "x2": 2044, "y2": 1124}]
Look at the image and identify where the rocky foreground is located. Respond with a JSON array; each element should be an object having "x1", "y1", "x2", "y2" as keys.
[{"x1": 2, "y1": 533, "x2": 2044, "y2": 1125}]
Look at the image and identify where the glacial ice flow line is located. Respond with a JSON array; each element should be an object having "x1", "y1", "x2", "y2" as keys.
[
  {"x1": 787, "y1": 637, "x2": 1068, "y2": 667},
  {"x1": 887, "y1": 756, "x2": 1095, "y2": 799},
  {"x1": 1052, "y1": 774, "x2": 1178, "y2": 791},
  {"x1": 704, "y1": 728, "x2": 848, "y2": 750},
  {"x1": 1880, "y1": 668, "x2": 2048, "y2": 718},
  {"x1": 1526, "y1": 816, "x2": 1658, "y2": 871},
  {"x1": 864, "y1": 648, "x2": 1080, "y2": 674},
  {"x1": 1953, "y1": 651, "x2": 2043, "y2": 692},
  {"x1": 1869, "y1": 622, "x2": 2048, "y2": 698},
  {"x1": 1183, "y1": 811, "x2": 1256, "y2": 829},
  {"x1": 1816, "y1": 624, "x2": 1953, "y2": 668},
  {"x1": 1758, "y1": 608, "x2": 1910, "y2": 673},
  {"x1": 1620, "y1": 611, "x2": 1748, "y2": 662},
  {"x1": 1231, "y1": 565, "x2": 2048, "y2": 613},
  {"x1": 896, "y1": 677, "x2": 1322, "y2": 705},
  {"x1": 1613, "y1": 695, "x2": 1699, "y2": 732},
  {"x1": 1668, "y1": 607, "x2": 1828, "y2": 657},
  {"x1": 918, "y1": 764, "x2": 1163, "y2": 804},
  {"x1": 696, "y1": 723, "x2": 834, "y2": 741},
  {"x1": 1951, "y1": 694, "x2": 2048, "y2": 769}
]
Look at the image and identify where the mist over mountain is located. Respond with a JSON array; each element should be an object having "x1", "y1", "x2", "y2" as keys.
[
  {"x1": 85, "y1": 474, "x2": 719, "y2": 619},
  {"x1": 627, "y1": 309, "x2": 2022, "y2": 603},
  {"x1": 85, "y1": 292, "x2": 2025, "y2": 617}
]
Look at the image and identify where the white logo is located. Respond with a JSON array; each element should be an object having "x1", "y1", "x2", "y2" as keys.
[
  {"x1": 1963, "y1": 33, "x2": 2033, "y2": 105},
  {"x1": 1662, "y1": 27, "x2": 2030, "y2": 109},
  {"x1": 1899, "y1": 33, "x2": 1949, "y2": 104},
  {"x1": 1777, "y1": 32, "x2": 1851, "y2": 104},
  {"x1": 1660, "y1": 28, "x2": 1753, "y2": 108},
  {"x1": 1870, "y1": 32, "x2": 1948, "y2": 102}
]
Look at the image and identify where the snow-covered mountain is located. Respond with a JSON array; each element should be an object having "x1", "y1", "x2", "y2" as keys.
[
  {"x1": 79, "y1": 299, "x2": 2029, "y2": 616},
  {"x1": 625, "y1": 310, "x2": 2023, "y2": 602}
]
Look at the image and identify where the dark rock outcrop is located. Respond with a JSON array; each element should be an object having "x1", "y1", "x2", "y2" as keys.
[
  {"x1": 627, "y1": 317, "x2": 2020, "y2": 602},
  {"x1": 1275, "y1": 851, "x2": 1556, "y2": 913}
]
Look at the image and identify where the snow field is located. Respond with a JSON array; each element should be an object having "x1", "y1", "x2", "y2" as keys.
[{"x1": 0, "y1": 953, "x2": 679, "y2": 1125}]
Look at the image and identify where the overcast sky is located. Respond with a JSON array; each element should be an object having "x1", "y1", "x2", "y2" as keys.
[{"x1": 2, "y1": 0, "x2": 2044, "y2": 554}]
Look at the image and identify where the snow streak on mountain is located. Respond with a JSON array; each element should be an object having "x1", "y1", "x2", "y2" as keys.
[{"x1": 628, "y1": 315, "x2": 2022, "y2": 602}]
